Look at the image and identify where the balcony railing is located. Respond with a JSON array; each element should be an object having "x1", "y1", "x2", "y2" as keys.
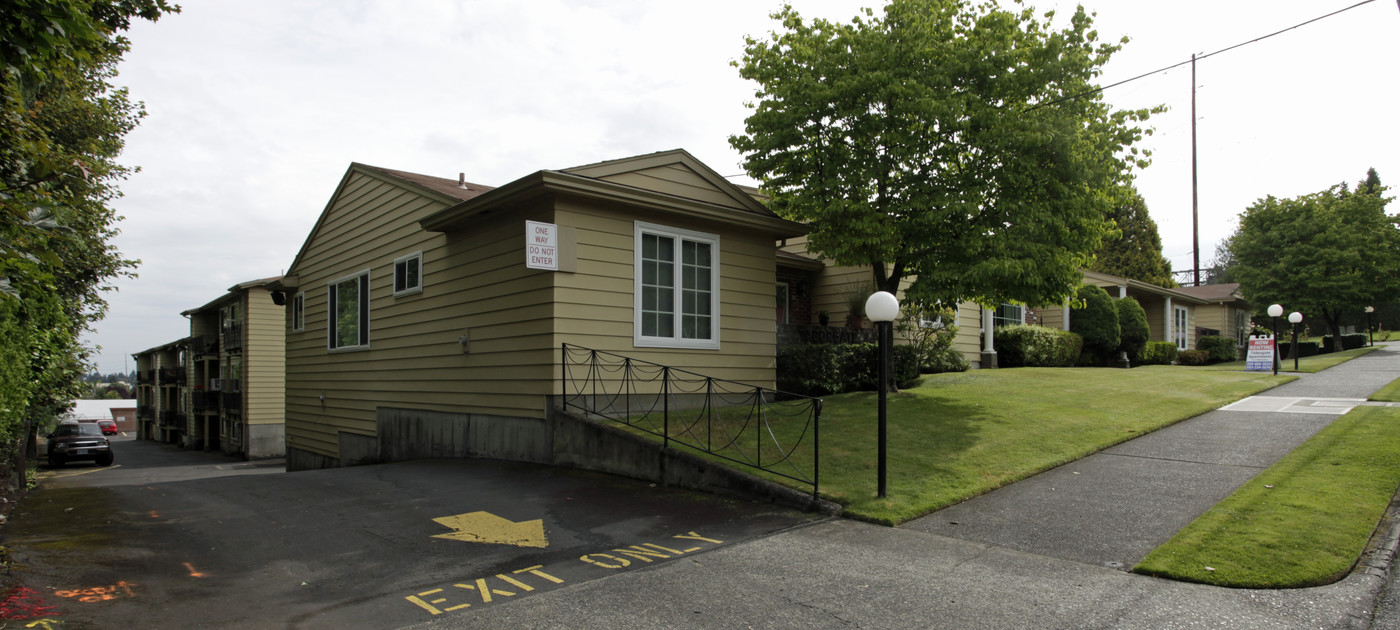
[
  {"x1": 191, "y1": 390, "x2": 220, "y2": 413},
  {"x1": 220, "y1": 391, "x2": 242, "y2": 412},
  {"x1": 223, "y1": 324, "x2": 244, "y2": 351},
  {"x1": 157, "y1": 368, "x2": 186, "y2": 386},
  {"x1": 158, "y1": 410, "x2": 187, "y2": 429},
  {"x1": 561, "y1": 344, "x2": 822, "y2": 497},
  {"x1": 136, "y1": 370, "x2": 154, "y2": 385},
  {"x1": 137, "y1": 405, "x2": 154, "y2": 420}
]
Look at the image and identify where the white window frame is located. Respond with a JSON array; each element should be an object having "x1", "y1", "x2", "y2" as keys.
[
  {"x1": 393, "y1": 251, "x2": 423, "y2": 297},
  {"x1": 1174, "y1": 305, "x2": 1190, "y2": 350},
  {"x1": 992, "y1": 303, "x2": 1024, "y2": 328},
  {"x1": 291, "y1": 291, "x2": 305, "y2": 332},
  {"x1": 328, "y1": 270, "x2": 371, "y2": 352},
  {"x1": 633, "y1": 221, "x2": 720, "y2": 350}
]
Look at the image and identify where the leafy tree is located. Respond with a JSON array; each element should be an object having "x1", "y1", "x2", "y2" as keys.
[
  {"x1": 731, "y1": 0, "x2": 1158, "y2": 311},
  {"x1": 1089, "y1": 189, "x2": 1175, "y2": 287},
  {"x1": 1229, "y1": 172, "x2": 1399, "y2": 352},
  {"x1": 0, "y1": 0, "x2": 176, "y2": 490},
  {"x1": 1069, "y1": 284, "x2": 1119, "y2": 364},
  {"x1": 1204, "y1": 237, "x2": 1236, "y2": 285}
]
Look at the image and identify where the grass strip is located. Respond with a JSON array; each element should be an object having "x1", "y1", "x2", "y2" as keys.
[
  {"x1": 1371, "y1": 377, "x2": 1400, "y2": 402},
  {"x1": 1133, "y1": 405, "x2": 1400, "y2": 588}
]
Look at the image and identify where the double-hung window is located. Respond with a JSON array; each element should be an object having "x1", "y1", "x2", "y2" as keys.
[
  {"x1": 635, "y1": 222, "x2": 719, "y2": 349},
  {"x1": 328, "y1": 270, "x2": 370, "y2": 351},
  {"x1": 992, "y1": 303, "x2": 1024, "y2": 328},
  {"x1": 393, "y1": 251, "x2": 422, "y2": 297}
]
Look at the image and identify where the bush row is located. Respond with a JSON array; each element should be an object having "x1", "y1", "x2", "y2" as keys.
[
  {"x1": 777, "y1": 343, "x2": 921, "y2": 396},
  {"x1": 995, "y1": 325, "x2": 1083, "y2": 367},
  {"x1": 1140, "y1": 341, "x2": 1178, "y2": 365}
]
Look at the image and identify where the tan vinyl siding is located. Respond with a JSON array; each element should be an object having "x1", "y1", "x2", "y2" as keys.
[
  {"x1": 590, "y1": 164, "x2": 751, "y2": 212},
  {"x1": 245, "y1": 288, "x2": 285, "y2": 427},
  {"x1": 286, "y1": 171, "x2": 561, "y2": 460},
  {"x1": 553, "y1": 197, "x2": 780, "y2": 388},
  {"x1": 953, "y1": 302, "x2": 983, "y2": 362}
]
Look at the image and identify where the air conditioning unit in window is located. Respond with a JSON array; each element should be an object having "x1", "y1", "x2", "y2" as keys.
[{"x1": 210, "y1": 378, "x2": 223, "y2": 392}]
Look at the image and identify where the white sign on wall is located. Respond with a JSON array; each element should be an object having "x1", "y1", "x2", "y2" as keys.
[{"x1": 525, "y1": 220, "x2": 558, "y2": 271}]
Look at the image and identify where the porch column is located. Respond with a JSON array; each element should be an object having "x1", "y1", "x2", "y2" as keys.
[
  {"x1": 1117, "y1": 285, "x2": 1128, "y2": 298},
  {"x1": 1164, "y1": 297, "x2": 1174, "y2": 346},
  {"x1": 980, "y1": 307, "x2": 997, "y2": 369},
  {"x1": 1062, "y1": 304, "x2": 1071, "y2": 331}
]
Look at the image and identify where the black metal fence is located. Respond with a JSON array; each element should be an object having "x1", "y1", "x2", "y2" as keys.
[{"x1": 560, "y1": 344, "x2": 822, "y2": 497}]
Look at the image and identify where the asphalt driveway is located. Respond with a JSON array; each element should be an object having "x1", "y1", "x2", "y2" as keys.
[{"x1": 4, "y1": 437, "x2": 820, "y2": 629}]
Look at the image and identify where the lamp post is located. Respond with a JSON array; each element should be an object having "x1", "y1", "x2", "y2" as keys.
[
  {"x1": 865, "y1": 291, "x2": 900, "y2": 499},
  {"x1": 1267, "y1": 304, "x2": 1283, "y2": 376},
  {"x1": 1366, "y1": 306, "x2": 1375, "y2": 347},
  {"x1": 1288, "y1": 311, "x2": 1303, "y2": 372}
]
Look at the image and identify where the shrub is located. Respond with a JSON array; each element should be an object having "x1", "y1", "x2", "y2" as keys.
[
  {"x1": 776, "y1": 343, "x2": 920, "y2": 396},
  {"x1": 1070, "y1": 285, "x2": 1120, "y2": 364},
  {"x1": 995, "y1": 325, "x2": 1083, "y2": 367},
  {"x1": 1116, "y1": 297, "x2": 1150, "y2": 363},
  {"x1": 1277, "y1": 341, "x2": 1321, "y2": 360},
  {"x1": 1196, "y1": 335, "x2": 1239, "y2": 363},
  {"x1": 1320, "y1": 334, "x2": 1368, "y2": 351},
  {"x1": 923, "y1": 347, "x2": 970, "y2": 374},
  {"x1": 1177, "y1": 349, "x2": 1211, "y2": 365},
  {"x1": 894, "y1": 303, "x2": 963, "y2": 373},
  {"x1": 1140, "y1": 341, "x2": 1178, "y2": 365}
]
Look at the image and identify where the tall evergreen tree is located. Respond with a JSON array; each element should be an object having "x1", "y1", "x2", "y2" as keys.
[{"x1": 1088, "y1": 189, "x2": 1175, "y2": 287}]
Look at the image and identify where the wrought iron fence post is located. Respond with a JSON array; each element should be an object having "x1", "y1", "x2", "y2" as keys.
[
  {"x1": 754, "y1": 386, "x2": 762, "y2": 466},
  {"x1": 813, "y1": 398, "x2": 822, "y2": 499},
  {"x1": 662, "y1": 366, "x2": 670, "y2": 450}
]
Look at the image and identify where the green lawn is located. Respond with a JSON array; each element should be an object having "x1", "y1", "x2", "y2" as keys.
[
  {"x1": 1202, "y1": 345, "x2": 1379, "y2": 373},
  {"x1": 1134, "y1": 405, "x2": 1400, "y2": 587},
  {"x1": 1372, "y1": 376, "x2": 1400, "y2": 402},
  {"x1": 623, "y1": 366, "x2": 1292, "y2": 525}
]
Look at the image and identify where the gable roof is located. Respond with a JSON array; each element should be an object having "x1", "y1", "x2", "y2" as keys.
[
  {"x1": 1081, "y1": 269, "x2": 1212, "y2": 305},
  {"x1": 1172, "y1": 283, "x2": 1247, "y2": 303},
  {"x1": 279, "y1": 163, "x2": 495, "y2": 288},
  {"x1": 420, "y1": 149, "x2": 806, "y2": 237},
  {"x1": 182, "y1": 276, "x2": 285, "y2": 316}
]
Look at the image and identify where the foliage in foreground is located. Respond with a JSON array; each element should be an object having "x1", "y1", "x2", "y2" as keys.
[{"x1": 1134, "y1": 405, "x2": 1400, "y2": 588}]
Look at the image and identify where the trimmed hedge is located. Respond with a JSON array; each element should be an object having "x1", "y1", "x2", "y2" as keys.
[
  {"x1": 1177, "y1": 349, "x2": 1211, "y2": 366},
  {"x1": 1070, "y1": 285, "x2": 1120, "y2": 363},
  {"x1": 1141, "y1": 341, "x2": 1178, "y2": 365},
  {"x1": 1278, "y1": 341, "x2": 1321, "y2": 359},
  {"x1": 995, "y1": 324, "x2": 1083, "y2": 368},
  {"x1": 1196, "y1": 335, "x2": 1239, "y2": 363},
  {"x1": 777, "y1": 343, "x2": 920, "y2": 396},
  {"x1": 1321, "y1": 334, "x2": 1368, "y2": 351},
  {"x1": 1117, "y1": 297, "x2": 1150, "y2": 363}
]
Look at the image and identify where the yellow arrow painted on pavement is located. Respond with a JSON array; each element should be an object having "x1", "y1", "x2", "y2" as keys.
[{"x1": 431, "y1": 511, "x2": 548, "y2": 548}]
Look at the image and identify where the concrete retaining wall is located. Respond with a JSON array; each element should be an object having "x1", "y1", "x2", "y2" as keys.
[{"x1": 285, "y1": 400, "x2": 837, "y2": 514}]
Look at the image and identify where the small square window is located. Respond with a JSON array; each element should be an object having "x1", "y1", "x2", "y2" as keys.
[{"x1": 394, "y1": 252, "x2": 422, "y2": 296}]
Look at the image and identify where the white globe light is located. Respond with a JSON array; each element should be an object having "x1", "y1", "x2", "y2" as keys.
[
  {"x1": 865, "y1": 291, "x2": 900, "y2": 323},
  {"x1": 1288, "y1": 312, "x2": 1303, "y2": 324},
  {"x1": 1366, "y1": 306, "x2": 1375, "y2": 313},
  {"x1": 1267, "y1": 304, "x2": 1283, "y2": 318}
]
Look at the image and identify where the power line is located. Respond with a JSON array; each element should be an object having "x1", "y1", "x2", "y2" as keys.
[{"x1": 1026, "y1": 0, "x2": 1380, "y2": 112}]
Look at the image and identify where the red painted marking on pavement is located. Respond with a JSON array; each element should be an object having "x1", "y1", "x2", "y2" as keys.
[{"x1": 0, "y1": 587, "x2": 59, "y2": 619}]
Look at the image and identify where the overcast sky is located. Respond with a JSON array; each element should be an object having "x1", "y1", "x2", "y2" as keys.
[{"x1": 89, "y1": 0, "x2": 1400, "y2": 374}]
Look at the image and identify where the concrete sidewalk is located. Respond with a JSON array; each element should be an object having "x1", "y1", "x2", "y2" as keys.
[
  {"x1": 424, "y1": 344, "x2": 1400, "y2": 630},
  {"x1": 903, "y1": 342, "x2": 1400, "y2": 569}
]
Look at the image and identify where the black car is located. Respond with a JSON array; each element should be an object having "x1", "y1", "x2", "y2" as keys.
[{"x1": 47, "y1": 421, "x2": 114, "y2": 468}]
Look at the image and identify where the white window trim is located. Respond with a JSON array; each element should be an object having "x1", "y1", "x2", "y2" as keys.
[
  {"x1": 328, "y1": 270, "x2": 371, "y2": 352},
  {"x1": 392, "y1": 251, "x2": 423, "y2": 297},
  {"x1": 291, "y1": 291, "x2": 305, "y2": 332},
  {"x1": 633, "y1": 221, "x2": 721, "y2": 350}
]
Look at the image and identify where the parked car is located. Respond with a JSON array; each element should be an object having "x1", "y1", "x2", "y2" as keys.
[
  {"x1": 97, "y1": 418, "x2": 118, "y2": 435},
  {"x1": 46, "y1": 421, "x2": 114, "y2": 468}
]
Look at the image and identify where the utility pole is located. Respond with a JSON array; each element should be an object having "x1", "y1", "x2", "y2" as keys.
[{"x1": 1191, "y1": 53, "x2": 1200, "y2": 287}]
